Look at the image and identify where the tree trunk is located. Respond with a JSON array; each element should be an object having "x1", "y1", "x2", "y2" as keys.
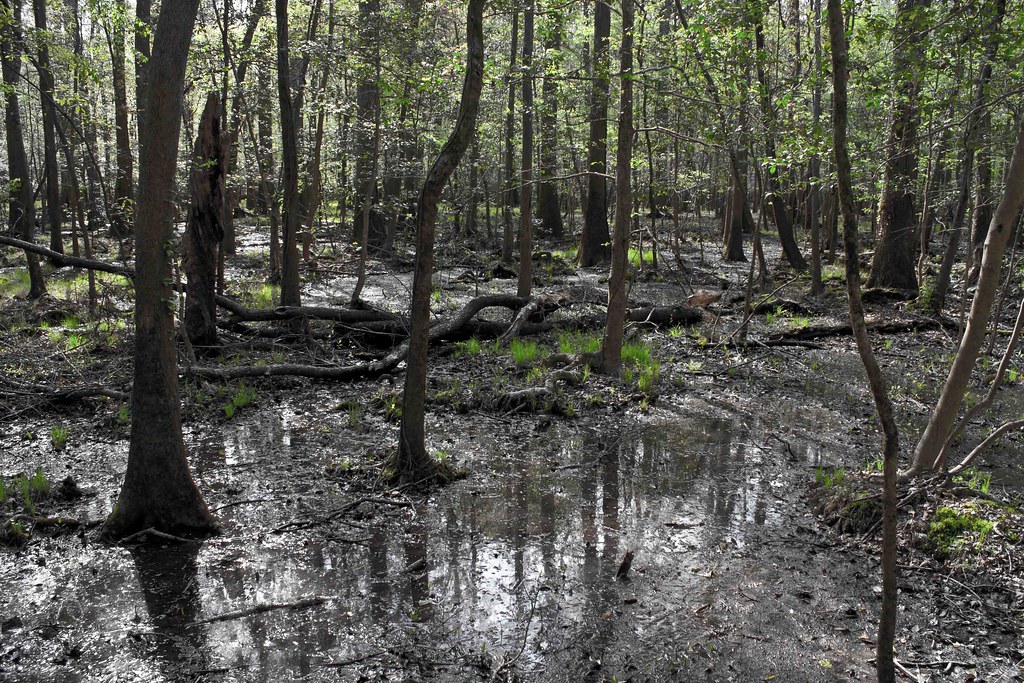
[
  {"x1": 135, "y1": 0, "x2": 152, "y2": 145},
  {"x1": 517, "y1": 0, "x2": 534, "y2": 297},
  {"x1": 808, "y1": 0, "x2": 824, "y2": 295},
  {"x1": 108, "y1": 0, "x2": 134, "y2": 240},
  {"x1": 867, "y1": 0, "x2": 931, "y2": 291},
  {"x1": 1, "y1": 0, "x2": 45, "y2": 298},
  {"x1": 930, "y1": 0, "x2": 1005, "y2": 311},
  {"x1": 183, "y1": 94, "x2": 226, "y2": 349},
  {"x1": 826, "y1": 3, "x2": 900, "y2": 680},
  {"x1": 501, "y1": 10, "x2": 518, "y2": 264},
  {"x1": 102, "y1": 0, "x2": 217, "y2": 541},
  {"x1": 908, "y1": 123, "x2": 1024, "y2": 475},
  {"x1": 352, "y1": 0, "x2": 385, "y2": 249},
  {"x1": 394, "y1": 0, "x2": 484, "y2": 482},
  {"x1": 276, "y1": 0, "x2": 303, "y2": 307},
  {"x1": 580, "y1": 0, "x2": 611, "y2": 266},
  {"x1": 599, "y1": 0, "x2": 633, "y2": 374},
  {"x1": 536, "y1": 7, "x2": 563, "y2": 238},
  {"x1": 33, "y1": 0, "x2": 63, "y2": 257}
]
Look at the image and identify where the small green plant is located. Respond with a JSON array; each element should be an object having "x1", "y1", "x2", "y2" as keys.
[
  {"x1": 621, "y1": 340, "x2": 653, "y2": 367},
  {"x1": 526, "y1": 366, "x2": 546, "y2": 384},
  {"x1": 431, "y1": 288, "x2": 442, "y2": 304},
  {"x1": 455, "y1": 337, "x2": 482, "y2": 357},
  {"x1": 224, "y1": 382, "x2": 256, "y2": 419},
  {"x1": 347, "y1": 403, "x2": 362, "y2": 428},
  {"x1": 864, "y1": 457, "x2": 884, "y2": 473},
  {"x1": 628, "y1": 247, "x2": 654, "y2": 268},
  {"x1": 815, "y1": 466, "x2": 847, "y2": 490},
  {"x1": 636, "y1": 363, "x2": 661, "y2": 395},
  {"x1": 116, "y1": 403, "x2": 131, "y2": 425},
  {"x1": 668, "y1": 325, "x2": 685, "y2": 339},
  {"x1": 557, "y1": 331, "x2": 601, "y2": 355},
  {"x1": 50, "y1": 425, "x2": 70, "y2": 450},
  {"x1": 384, "y1": 393, "x2": 402, "y2": 422},
  {"x1": 952, "y1": 467, "x2": 992, "y2": 495},
  {"x1": 509, "y1": 339, "x2": 541, "y2": 365},
  {"x1": 686, "y1": 359, "x2": 704, "y2": 372}
]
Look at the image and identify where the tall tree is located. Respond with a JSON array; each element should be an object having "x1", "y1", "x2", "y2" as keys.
[
  {"x1": 536, "y1": 5, "x2": 563, "y2": 238},
  {"x1": 106, "y1": 0, "x2": 134, "y2": 239},
  {"x1": 275, "y1": 0, "x2": 303, "y2": 307},
  {"x1": 394, "y1": 0, "x2": 485, "y2": 481},
  {"x1": 32, "y1": 0, "x2": 63, "y2": 256},
  {"x1": 352, "y1": 0, "x2": 384, "y2": 248},
  {"x1": 866, "y1": 0, "x2": 932, "y2": 291},
  {"x1": 517, "y1": 0, "x2": 534, "y2": 297},
  {"x1": 135, "y1": 0, "x2": 151, "y2": 143},
  {"x1": 102, "y1": 0, "x2": 216, "y2": 540},
  {"x1": 1, "y1": 0, "x2": 46, "y2": 298},
  {"x1": 598, "y1": 0, "x2": 633, "y2": 373},
  {"x1": 580, "y1": 0, "x2": 611, "y2": 266},
  {"x1": 501, "y1": 10, "x2": 518, "y2": 263},
  {"x1": 827, "y1": 1, "x2": 900, "y2": 679}
]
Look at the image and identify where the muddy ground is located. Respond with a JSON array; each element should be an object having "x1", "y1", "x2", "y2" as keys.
[{"x1": 1, "y1": 221, "x2": 1022, "y2": 682}]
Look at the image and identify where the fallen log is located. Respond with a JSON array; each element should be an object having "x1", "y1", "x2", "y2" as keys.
[
  {"x1": 771, "y1": 317, "x2": 942, "y2": 341},
  {"x1": 0, "y1": 376, "x2": 128, "y2": 402},
  {"x1": 0, "y1": 234, "x2": 134, "y2": 278}
]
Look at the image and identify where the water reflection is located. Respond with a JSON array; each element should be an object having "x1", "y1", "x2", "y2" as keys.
[{"x1": 10, "y1": 411, "x2": 825, "y2": 682}]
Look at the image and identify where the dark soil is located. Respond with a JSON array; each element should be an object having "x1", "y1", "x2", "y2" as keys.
[{"x1": 1, "y1": 223, "x2": 1022, "y2": 682}]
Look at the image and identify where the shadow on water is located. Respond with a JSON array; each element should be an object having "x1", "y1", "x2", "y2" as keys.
[{"x1": 5, "y1": 408, "x2": 868, "y2": 682}]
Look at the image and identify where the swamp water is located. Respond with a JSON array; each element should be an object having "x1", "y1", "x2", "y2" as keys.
[{"x1": 2, "y1": 398, "x2": 877, "y2": 682}]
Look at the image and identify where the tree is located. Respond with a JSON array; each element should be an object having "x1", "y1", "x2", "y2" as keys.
[
  {"x1": 102, "y1": 0, "x2": 217, "y2": 540},
  {"x1": 598, "y1": 0, "x2": 633, "y2": 373},
  {"x1": 536, "y1": 5, "x2": 564, "y2": 238},
  {"x1": 517, "y1": 0, "x2": 534, "y2": 297},
  {"x1": 866, "y1": 0, "x2": 931, "y2": 291},
  {"x1": 580, "y1": 0, "x2": 611, "y2": 266},
  {"x1": 106, "y1": 0, "x2": 134, "y2": 240},
  {"x1": 275, "y1": 0, "x2": 302, "y2": 308},
  {"x1": 2, "y1": 0, "x2": 46, "y2": 299},
  {"x1": 394, "y1": 0, "x2": 485, "y2": 482},
  {"x1": 827, "y1": 1, "x2": 900, "y2": 678},
  {"x1": 182, "y1": 93, "x2": 226, "y2": 349},
  {"x1": 32, "y1": 0, "x2": 63, "y2": 257}
]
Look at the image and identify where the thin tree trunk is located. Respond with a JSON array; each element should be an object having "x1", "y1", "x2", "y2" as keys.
[
  {"x1": 395, "y1": 0, "x2": 484, "y2": 481},
  {"x1": 827, "y1": 3, "x2": 900, "y2": 680},
  {"x1": 517, "y1": 0, "x2": 534, "y2": 297},
  {"x1": 107, "y1": 0, "x2": 134, "y2": 240},
  {"x1": 33, "y1": 0, "x2": 63, "y2": 257},
  {"x1": 276, "y1": 0, "x2": 303, "y2": 307},
  {"x1": 1, "y1": 0, "x2": 45, "y2": 298},
  {"x1": 501, "y1": 10, "x2": 518, "y2": 264},
  {"x1": 599, "y1": 0, "x2": 633, "y2": 374},
  {"x1": 536, "y1": 7, "x2": 563, "y2": 238},
  {"x1": 580, "y1": 0, "x2": 611, "y2": 266}
]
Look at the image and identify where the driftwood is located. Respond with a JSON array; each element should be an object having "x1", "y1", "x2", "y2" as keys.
[
  {"x1": 493, "y1": 369, "x2": 582, "y2": 413},
  {"x1": 195, "y1": 596, "x2": 326, "y2": 624}
]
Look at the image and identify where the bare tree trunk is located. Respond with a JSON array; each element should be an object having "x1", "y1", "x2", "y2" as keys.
[
  {"x1": 501, "y1": 10, "x2": 518, "y2": 264},
  {"x1": 102, "y1": 0, "x2": 216, "y2": 541},
  {"x1": 908, "y1": 122, "x2": 1024, "y2": 475},
  {"x1": 599, "y1": 0, "x2": 633, "y2": 374},
  {"x1": 33, "y1": 0, "x2": 63, "y2": 257},
  {"x1": 276, "y1": 0, "x2": 303, "y2": 307},
  {"x1": 867, "y1": 0, "x2": 931, "y2": 291},
  {"x1": 1, "y1": 0, "x2": 45, "y2": 298},
  {"x1": 827, "y1": 3, "x2": 900, "y2": 680},
  {"x1": 580, "y1": 0, "x2": 611, "y2": 266},
  {"x1": 808, "y1": 0, "x2": 824, "y2": 295},
  {"x1": 352, "y1": 0, "x2": 385, "y2": 248},
  {"x1": 394, "y1": 0, "x2": 484, "y2": 481},
  {"x1": 536, "y1": 7, "x2": 563, "y2": 238},
  {"x1": 183, "y1": 94, "x2": 226, "y2": 348},
  {"x1": 107, "y1": 0, "x2": 134, "y2": 240},
  {"x1": 135, "y1": 0, "x2": 152, "y2": 144},
  {"x1": 517, "y1": 0, "x2": 534, "y2": 297}
]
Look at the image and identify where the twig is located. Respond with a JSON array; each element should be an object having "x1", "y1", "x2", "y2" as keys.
[
  {"x1": 195, "y1": 595, "x2": 326, "y2": 624},
  {"x1": 118, "y1": 527, "x2": 201, "y2": 544}
]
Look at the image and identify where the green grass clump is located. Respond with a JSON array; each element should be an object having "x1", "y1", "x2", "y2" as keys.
[
  {"x1": 928, "y1": 506, "x2": 994, "y2": 555},
  {"x1": 815, "y1": 467, "x2": 846, "y2": 490},
  {"x1": 455, "y1": 337, "x2": 482, "y2": 357},
  {"x1": 224, "y1": 382, "x2": 256, "y2": 418},
  {"x1": 509, "y1": 339, "x2": 541, "y2": 365},
  {"x1": 621, "y1": 341, "x2": 652, "y2": 367},
  {"x1": 0, "y1": 270, "x2": 31, "y2": 299},
  {"x1": 952, "y1": 467, "x2": 992, "y2": 495},
  {"x1": 50, "y1": 425, "x2": 70, "y2": 450},
  {"x1": 1, "y1": 468, "x2": 51, "y2": 516},
  {"x1": 628, "y1": 247, "x2": 655, "y2": 268},
  {"x1": 557, "y1": 331, "x2": 600, "y2": 355},
  {"x1": 241, "y1": 283, "x2": 279, "y2": 309}
]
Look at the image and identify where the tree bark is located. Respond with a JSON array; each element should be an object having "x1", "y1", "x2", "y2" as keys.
[
  {"x1": 183, "y1": 93, "x2": 226, "y2": 349},
  {"x1": 107, "y1": 0, "x2": 134, "y2": 240},
  {"x1": 517, "y1": 0, "x2": 534, "y2": 297},
  {"x1": 395, "y1": 0, "x2": 484, "y2": 482},
  {"x1": 352, "y1": 0, "x2": 385, "y2": 248},
  {"x1": 536, "y1": 7, "x2": 563, "y2": 238},
  {"x1": 102, "y1": 0, "x2": 216, "y2": 541},
  {"x1": 33, "y1": 0, "x2": 63, "y2": 257},
  {"x1": 599, "y1": 0, "x2": 633, "y2": 373},
  {"x1": 909, "y1": 122, "x2": 1024, "y2": 475},
  {"x1": 827, "y1": 3, "x2": 900, "y2": 680},
  {"x1": 580, "y1": 0, "x2": 611, "y2": 266},
  {"x1": 1, "y1": 0, "x2": 46, "y2": 298},
  {"x1": 501, "y1": 10, "x2": 518, "y2": 263},
  {"x1": 866, "y1": 0, "x2": 931, "y2": 291},
  {"x1": 276, "y1": 0, "x2": 303, "y2": 307}
]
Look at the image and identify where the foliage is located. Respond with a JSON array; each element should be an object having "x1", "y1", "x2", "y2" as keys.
[
  {"x1": 50, "y1": 425, "x2": 70, "y2": 450},
  {"x1": 508, "y1": 339, "x2": 541, "y2": 365},
  {"x1": 928, "y1": 507, "x2": 994, "y2": 555},
  {"x1": 223, "y1": 382, "x2": 257, "y2": 419}
]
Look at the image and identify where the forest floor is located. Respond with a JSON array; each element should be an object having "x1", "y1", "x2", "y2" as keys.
[{"x1": 1, "y1": 219, "x2": 1022, "y2": 682}]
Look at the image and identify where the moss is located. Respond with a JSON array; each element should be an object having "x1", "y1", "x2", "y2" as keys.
[{"x1": 928, "y1": 507, "x2": 994, "y2": 556}]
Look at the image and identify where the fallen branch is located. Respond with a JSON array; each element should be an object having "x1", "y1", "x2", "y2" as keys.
[
  {"x1": 195, "y1": 595, "x2": 326, "y2": 624},
  {"x1": 771, "y1": 316, "x2": 942, "y2": 341},
  {"x1": 0, "y1": 234, "x2": 134, "y2": 278},
  {"x1": 0, "y1": 376, "x2": 128, "y2": 403}
]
